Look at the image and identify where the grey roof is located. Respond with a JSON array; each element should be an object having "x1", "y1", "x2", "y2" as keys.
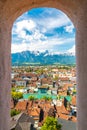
[
  {"x1": 17, "y1": 122, "x2": 31, "y2": 130},
  {"x1": 15, "y1": 113, "x2": 35, "y2": 130},
  {"x1": 10, "y1": 113, "x2": 23, "y2": 129},
  {"x1": 18, "y1": 113, "x2": 34, "y2": 124},
  {"x1": 58, "y1": 118, "x2": 76, "y2": 130},
  {"x1": 10, "y1": 113, "x2": 35, "y2": 130}
]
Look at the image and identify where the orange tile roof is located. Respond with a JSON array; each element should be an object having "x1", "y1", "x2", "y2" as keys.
[
  {"x1": 57, "y1": 105, "x2": 69, "y2": 114},
  {"x1": 59, "y1": 113, "x2": 69, "y2": 120},
  {"x1": 28, "y1": 108, "x2": 40, "y2": 117},
  {"x1": 15, "y1": 100, "x2": 27, "y2": 111},
  {"x1": 72, "y1": 96, "x2": 76, "y2": 106},
  {"x1": 14, "y1": 99, "x2": 77, "y2": 123}
]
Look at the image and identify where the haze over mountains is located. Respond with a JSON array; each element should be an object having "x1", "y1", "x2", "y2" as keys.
[{"x1": 12, "y1": 50, "x2": 76, "y2": 66}]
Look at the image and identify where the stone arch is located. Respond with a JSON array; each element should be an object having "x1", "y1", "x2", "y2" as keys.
[
  {"x1": 0, "y1": 0, "x2": 87, "y2": 130},
  {"x1": 1, "y1": 0, "x2": 79, "y2": 28}
]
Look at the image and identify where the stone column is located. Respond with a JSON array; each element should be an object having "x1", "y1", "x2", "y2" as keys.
[
  {"x1": 76, "y1": 8, "x2": 87, "y2": 130},
  {"x1": 0, "y1": 20, "x2": 11, "y2": 130}
]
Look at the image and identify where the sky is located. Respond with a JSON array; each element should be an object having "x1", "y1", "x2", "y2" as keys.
[{"x1": 12, "y1": 7, "x2": 75, "y2": 55}]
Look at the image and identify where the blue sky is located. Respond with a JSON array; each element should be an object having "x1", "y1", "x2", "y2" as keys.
[{"x1": 12, "y1": 7, "x2": 75, "y2": 55}]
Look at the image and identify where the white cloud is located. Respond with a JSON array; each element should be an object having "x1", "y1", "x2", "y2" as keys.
[
  {"x1": 12, "y1": 19, "x2": 47, "y2": 42},
  {"x1": 18, "y1": 30, "x2": 26, "y2": 38},
  {"x1": 11, "y1": 36, "x2": 74, "y2": 53},
  {"x1": 64, "y1": 24, "x2": 74, "y2": 33},
  {"x1": 35, "y1": 14, "x2": 71, "y2": 32},
  {"x1": 67, "y1": 45, "x2": 75, "y2": 55},
  {"x1": 16, "y1": 19, "x2": 36, "y2": 32},
  {"x1": 12, "y1": 8, "x2": 75, "y2": 54},
  {"x1": 12, "y1": 43, "x2": 29, "y2": 53},
  {"x1": 31, "y1": 29, "x2": 47, "y2": 41}
]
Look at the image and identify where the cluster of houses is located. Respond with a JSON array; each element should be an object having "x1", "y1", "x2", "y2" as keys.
[{"x1": 11, "y1": 66, "x2": 77, "y2": 130}]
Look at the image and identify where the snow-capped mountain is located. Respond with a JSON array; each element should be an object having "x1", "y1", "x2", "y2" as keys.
[{"x1": 12, "y1": 50, "x2": 76, "y2": 65}]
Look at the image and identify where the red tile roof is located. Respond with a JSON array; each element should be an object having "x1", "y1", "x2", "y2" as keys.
[
  {"x1": 72, "y1": 96, "x2": 76, "y2": 106},
  {"x1": 15, "y1": 100, "x2": 27, "y2": 111}
]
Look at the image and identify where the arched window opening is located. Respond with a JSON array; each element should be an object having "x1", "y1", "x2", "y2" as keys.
[{"x1": 11, "y1": 7, "x2": 76, "y2": 130}]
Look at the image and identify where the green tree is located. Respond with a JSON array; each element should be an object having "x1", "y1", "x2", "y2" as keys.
[
  {"x1": 11, "y1": 109, "x2": 20, "y2": 117},
  {"x1": 11, "y1": 92, "x2": 23, "y2": 99},
  {"x1": 28, "y1": 95, "x2": 37, "y2": 101},
  {"x1": 41, "y1": 96, "x2": 52, "y2": 101},
  {"x1": 41, "y1": 116, "x2": 62, "y2": 130},
  {"x1": 57, "y1": 95, "x2": 61, "y2": 100}
]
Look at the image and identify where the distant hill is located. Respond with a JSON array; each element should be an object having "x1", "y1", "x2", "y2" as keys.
[{"x1": 11, "y1": 50, "x2": 76, "y2": 66}]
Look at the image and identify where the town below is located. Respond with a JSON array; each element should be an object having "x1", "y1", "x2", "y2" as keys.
[{"x1": 11, "y1": 65, "x2": 76, "y2": 130}]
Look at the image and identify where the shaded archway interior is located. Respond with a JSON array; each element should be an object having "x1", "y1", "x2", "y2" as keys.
[{"x1": 8, "y1": 0, "x2": 77, "y2": 29}]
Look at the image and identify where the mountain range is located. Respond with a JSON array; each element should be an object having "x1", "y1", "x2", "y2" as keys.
[{"x1": 12, "y1": 50, "x2": 76, "y2": 66}]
